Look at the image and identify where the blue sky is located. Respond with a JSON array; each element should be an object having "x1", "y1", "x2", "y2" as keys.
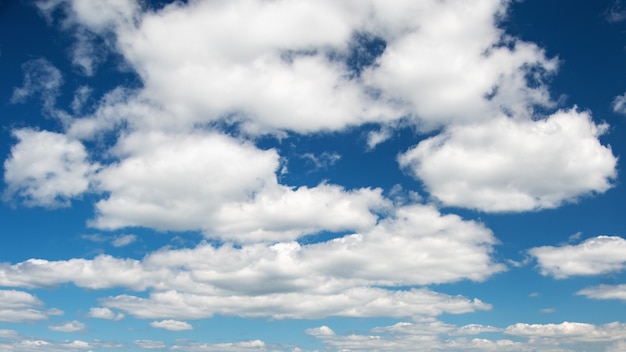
[{"x1": 2, "y1": 0, "x2": 626, "y2": 351}]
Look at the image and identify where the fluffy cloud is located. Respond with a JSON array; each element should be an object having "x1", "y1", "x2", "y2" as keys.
[
  {"x1": 48, "y1": 320, "x2": 86, "y2": 332},
  {"x1": 150, "y1": 319, "x2": 192, "y2": 331},
  {"x1": 399, "y1": 110, "x2": 617, "y2": 212},
  {"x1": 3, "y1": 129, "x2": 97, "y2": 207},
  {"x1": 0, "y1": 290, "x2": 48, "y2": 322},
  {"x1": 577, "y1": 284, "x2": 626, "y2": 301},
  {"x1": 90, "y1": 130, "x2": 389, "y2": 242},
  {"x1": 41, "y1": 0, "x2": 557, "y2": 137},
  {"x1": 529, "y1": 236, "x2": 626, "y2": 278},
  {"x1": 87, "y1": 307, "x2": 124, "y2": 321}
]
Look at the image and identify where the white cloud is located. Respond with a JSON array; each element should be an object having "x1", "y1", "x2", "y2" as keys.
[
  {"x1": 310, "y1": 319, "x2": 626, "y2": 351},
  {"x1": 577, "y1": 284, "x2": 626, "y2": 301},
  {"x1": 48, "y1": 320, "x2": 86, "y2": 332},
  {"x1": 0, "y1": 204, "x2": 501, "y2": 320},
  {"x1": 134, "y1": 340, "x2": 166, "y2": 349},
  {"x1": 111, "y1": 234, "x2": 137, "y2": 247},
  {"x1": 104, "y1": 287, "x2": 490, "y2": 320},
  {"x1": 612, "y1": 93, "x2": 626, "y2": 115},
  {"x1": 10, "y1": 58, "x2": 63, "y2": 113},
  {"x1": 90, "y1": 130, "x2": 389, "y2": 242},
  {"x1": 305, "y1": 326, "x2": 335, "y2": 337},
  {"x1": 399, "y1": 109, "x2": 617, "y2": 212},
  {"x1": 0, "y1": 329, "x2": 19, "y2": 339},
  {"x1": 529, "y1": 236, "x2": 626, "y2": 278},
  {"x1": 3, "y1": 129, "x2": 98, "y2": 207},
  {"x1": 87, "y1": 307, "x2": 124, "y2": 321},
  {"x1": 44, "y1": 0, "x2": 559, "y2": 137},
  {"x1": 170, "y1": 340, "x2": 267, "y2": 351},
  {"x1": 150, "y1": 319, "x2": 192, "y2": 331},
  {"x1": 505, "y1": 321, "x2": 626, "y2": 342},
  {"x1": 0, "y1": 290, "x2": 48, "y2": 322}
]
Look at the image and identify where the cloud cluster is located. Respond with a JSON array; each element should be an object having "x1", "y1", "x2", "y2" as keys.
[
  {"x1": 308, "y1": 320, "x2": 626, "y2": 352},
  {"x1": 0, "y1": 204, "x2": 501, "y2": 320}
]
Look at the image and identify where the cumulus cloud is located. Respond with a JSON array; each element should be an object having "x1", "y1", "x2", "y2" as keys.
[
  {"x1": 3, "y1": 129, "x2": 98, "y2": 207},
  {"x1": 0, "y1": 290, "x2": 48, "y2": 322},
  {"x1": 529, "y1": 236, "x2": 626, "y2": 278},
  {"x1": 39, "y1": 0, "x2": 558, "y2": 137},
  {"x1": 48, "y1": 320, "x2": 86, "y2": 332},
  {"x1": 87, "y1": 307, "x2": 124, "y2": 321},
  {"x1": 399, "y1": 109, "x2": 617, "y2": 212},
  {"x1": 150, "y1": 319, "x2": 192, "y2": 331}
]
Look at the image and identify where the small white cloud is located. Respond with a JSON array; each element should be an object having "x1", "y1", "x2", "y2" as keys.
[
  {"x1": 88, "y1": 307, "x2": 124, "y2": 321},
  {"x1": 0, "y1": 329, "x2": 19, "y2": 339},
  {"x1": 529, "y1": 236, "x2": 626, "y2": 278},
  {"x1": 10, "y1": 58, "x2": 63, "y2": 113},
  {"x1": 134, "y1": 339, "x2": 166, "y2": 349},
  {"x1": 49, "y1": 320, "x2": 86, "y2": 332},
  {"x1": 4, "y1": 129, "x2": 98, "y2": 208},
  {"x1": 540, "y1": 308, "x2": 556, "y2": 313},
  {"x1": 150, "y1": 319, "x2": 193, "y2": 331},
  {"x1": 111, "y1": 234, "x2": 137, "y2": 247},
  {"x1": 577, "y1": 284, "x2": 626, "y2": 301},
  {"x1": 46, "y1": 308, "x2": 64, "y2": 316},
  {"x1": 305, "y1": 326, "x2": 335, "y2": 337},
  {"x1": 612, "y1": 93, "x2": 626, "y2": 115}
]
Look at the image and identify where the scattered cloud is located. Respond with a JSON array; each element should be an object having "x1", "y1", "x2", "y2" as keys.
[
  {"x1": 150, "y1": 319, "x2": 192, "y2": 331},
  {"x1": 529, "y1": 236, "x2": 626, "y2": 278},
  {"x1": 48, "y1": 320, "x2": 86, "y2": 333}
]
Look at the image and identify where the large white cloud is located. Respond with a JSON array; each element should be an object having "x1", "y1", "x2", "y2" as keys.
[
  {"x1": 39, "y1": 0, "x2": 557, "y2": 136},
  {"x1": 529, "y1": 236, "x2": 626, "y2": 278},
  {"x1": 90, "y1": 130, "x2": 388, "y2": 242},
  {"x1": 3, "y1": 129, "x2": 98, "y2": 207},
  {"x1": 399, "y1": 109, "x2": 617, "y2": 212}
]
